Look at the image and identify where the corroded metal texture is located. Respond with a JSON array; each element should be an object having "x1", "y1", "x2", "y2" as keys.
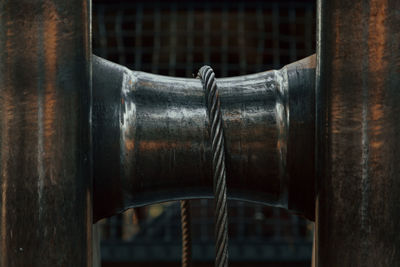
[
  {"x1": 93, "y1": 55, "x2": 315, "y2": 222},
  {"x1": 316, "y1": 0, "x2": 400, "y2": 266},
  {"x1": 0, "y1": 1, "x2": 92, "y2": 266}
]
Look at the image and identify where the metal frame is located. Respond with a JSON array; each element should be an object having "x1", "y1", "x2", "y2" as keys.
[
  {"x1": 0, "y1": 0, "x2": 399, "y2": 266},
  {"x1": 315, "y1": 0, "x2": 400, "y2": 265}
]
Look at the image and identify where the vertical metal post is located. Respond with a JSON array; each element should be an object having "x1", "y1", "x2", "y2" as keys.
[
  {"x1": 316, "y1": 0, "x2": 400, "y2": 265},
  {"x1": 0, "y1": 0, "x2": 92, "y2": 266}
]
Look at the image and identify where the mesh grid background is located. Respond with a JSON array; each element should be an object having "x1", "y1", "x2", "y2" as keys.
[{"x1": 93, "y1": 1, "x2": 315, "y2": 77}]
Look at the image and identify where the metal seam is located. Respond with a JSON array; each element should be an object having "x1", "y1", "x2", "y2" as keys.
[{"x1": 274, "y1": 68, "x2": 289, "y2": 206}]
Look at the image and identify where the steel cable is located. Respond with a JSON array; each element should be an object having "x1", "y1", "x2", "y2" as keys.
[
  {"x1": 180, "y1": 200, "x2": 192, "y2": 267},
  {"x1": 198, "y1": 66, "x2": 229, "y2": 267}
]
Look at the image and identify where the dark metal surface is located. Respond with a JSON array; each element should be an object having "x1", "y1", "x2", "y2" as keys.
[
  {"x1": 316, "y1": 0, "x2": 400, "y2": 266},
  {"x1": 198, "y1": 66, "x2": 229, "y2": 267},
  {"x1": 0, "y1": 1, "x2": 92, "y2": 266},
  {"x1": 93, "y1": 55, "x2": 316, "y2": 222}
]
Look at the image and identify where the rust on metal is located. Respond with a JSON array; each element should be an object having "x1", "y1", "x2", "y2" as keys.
[
  {"x1": 0, "y1": 1, "x2": 92, "y2": 266},
  {"x1": 316, "y1": 0, "x2": 400, "y2": 265}
]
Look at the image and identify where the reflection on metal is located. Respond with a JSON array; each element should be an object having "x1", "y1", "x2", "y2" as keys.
[
  {"x1": 316, "y1": 0, "x2": 400, "y2": 266},
  {"x1": 0, "y1": 0, "x2": 92, "y2": 267},
  {"x1": 93, "y1": 54, "x2": 316, "y2": 222}
]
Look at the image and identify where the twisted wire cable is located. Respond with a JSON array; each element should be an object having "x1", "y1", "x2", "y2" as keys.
[
  {"x1": 198, "y1": 66, "x2": 229, "y2": 267},
  {"x1": 180, "y1": 68, "x2": 195, "y2": 267},
  {"x1": 180, "y1": 200, "x2": 192, "y2": 267}
]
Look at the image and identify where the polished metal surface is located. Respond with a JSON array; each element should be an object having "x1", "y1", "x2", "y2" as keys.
[
  {"x1": 93, "y1": 54, "x2": 316, "y2": 222},
  {"x1": 316, "y1": 0, "x2": 400, "y2": 265},
  {"x1": 0, "y1": 1, "x2": 92, "y2": 266}
]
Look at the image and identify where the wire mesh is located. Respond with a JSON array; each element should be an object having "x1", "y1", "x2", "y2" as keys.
[{"x1": 93, "y1": 1, "x2": 316, "y2": 77}]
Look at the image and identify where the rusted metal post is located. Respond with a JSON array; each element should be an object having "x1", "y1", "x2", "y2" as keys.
[
  {"x1": 316, "y1": 0, "x2": 400, "y2": 265},
  {"x1": 0, "y1": 1, "x2": 92, "y2": 266}
]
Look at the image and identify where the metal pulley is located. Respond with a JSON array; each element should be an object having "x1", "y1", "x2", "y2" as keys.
[
  {"x1": 92, "y1": 54, "x2": 316, "y2": 221},
  {"x1": 92, "y1": 54, "x2": 316, "y2": 267}
]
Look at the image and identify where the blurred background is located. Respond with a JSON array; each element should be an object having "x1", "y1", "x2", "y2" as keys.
[{"x1": 92, "y1": 0, "x2": 316, "y2": 266}]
